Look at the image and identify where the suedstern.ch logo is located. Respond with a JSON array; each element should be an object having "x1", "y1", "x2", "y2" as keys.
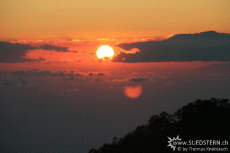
[
  {"x1": 167, "y1": 135, "x2": 182, "y2": 151},
  {"x1": 167, "y1": 135, "x2": 228, "y2": 152}
]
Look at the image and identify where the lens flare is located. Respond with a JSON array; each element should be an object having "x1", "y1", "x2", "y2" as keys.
[{"x1": 124, "y1": 85, "x2": 143, "y2": 99}]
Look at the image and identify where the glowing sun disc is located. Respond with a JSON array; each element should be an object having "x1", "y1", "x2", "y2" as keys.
[{"x1": 96, "y1": 45, "x2": 114, "y2": 60}]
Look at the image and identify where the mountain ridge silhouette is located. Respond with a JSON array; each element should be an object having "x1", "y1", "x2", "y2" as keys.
[{"x1": 89, "y1": 98, "x2": 230, "y2": 153}]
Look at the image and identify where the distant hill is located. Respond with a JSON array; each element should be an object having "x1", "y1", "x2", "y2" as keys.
[{"x1": 89, "y1": 98, "x2": 230, "y2": 153}]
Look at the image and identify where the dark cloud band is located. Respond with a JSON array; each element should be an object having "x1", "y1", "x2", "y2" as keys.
[
  {"x1": 113, "y1": 31, "x2": 230, "y2": 62},
  {"x1": 0, "y1": 42, "x2": 75, "y2": 63}
]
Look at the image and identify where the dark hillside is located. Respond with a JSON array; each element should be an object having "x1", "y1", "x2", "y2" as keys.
[{"x1": 89, "y1": 98, "x2": 230, "y2": 153}]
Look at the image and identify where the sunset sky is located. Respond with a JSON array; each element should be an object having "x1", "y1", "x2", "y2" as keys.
[
  {"x1": 1, "y1": 0, "x2": 230, "y2": 152},
  {"x1": 1, "y1": 0, "x2": 230, "y2": 40}
]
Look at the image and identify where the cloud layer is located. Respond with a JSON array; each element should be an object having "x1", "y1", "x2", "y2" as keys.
[
  {"x1": 0, "y1": 42, "x2": 76, "y2": 63},
  {"x1": 0, "y1": 42, "x2": 36, "y2": 63},
  {"x1": 1, "y1": 78, "x2": 28, "y2": 86},
  {"x1": 7, "y1": 69, "x2": 85, "y2": 77},
  {"x1": 113, "y1": 31, "x2": 230, "y2": 62},
  {"x1": 39, "y1": 44, "x2": 70, "y2": 52}
]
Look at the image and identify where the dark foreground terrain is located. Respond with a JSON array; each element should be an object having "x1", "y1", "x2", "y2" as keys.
[{"x1": 89, "y1": 98, "x2": 230, "y2": 153}]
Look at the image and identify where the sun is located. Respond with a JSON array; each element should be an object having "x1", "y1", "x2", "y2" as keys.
[{"x1": 96, "y1": 45, "x2": 114, "y2": 60}]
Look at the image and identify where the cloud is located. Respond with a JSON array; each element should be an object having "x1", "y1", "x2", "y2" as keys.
[
  {"x1": 1, "y1": 78, "x2": 18, "y2": 86},
  {"x1": 39, "y1": 44, "x2": 70, "y2": 52},
  {"x1": 0, "y1": 42, "x2": 75, "y2": 63},
  {"x1": 19, "y1": 78, "x2": 28, "y2": 85},
  {"x1": 0, "y1": 42, "x2": 37, "y2": 63},
  {"x1": 7, "y1": 69, "x2": 85, "y2": 77},
  {"x1": 111, "y1": 76, "x2": 151, "y2": 83},
  {"x1": 95, "y1": 78, "x2": 107, "y2": 82},
  {"x1": 62, "y1": 77, "x2": 82, "y2": 81},
  {"x1": 88, "y1": 72, "x2": 107, "y2": 76},
  {"x1": 62, "y1": 77, "x2": 90, "y2": 82},
  {"x1": 113, "y1": 31, "x2": 230, "y2": 62},
  {"x1": 88, "y1": 72, "x2": 95, "y2": 76},
  {"x1": 38, "y1": 57, "x2": 46, "y2": 61},
  {"x1": 129, "y1": 77, "x2": 150, "y2": 82},
  {"x1": 1, "y1": 78, "x2": 28, "y2": 86},
  {"x1": 97, "y1": 72, "x2": 105, "y2": 76},
  {"x1": 33, "y1": 78, "x2": 53, "y2": 82}
]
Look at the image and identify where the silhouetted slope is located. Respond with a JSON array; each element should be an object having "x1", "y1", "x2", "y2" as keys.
[{"x1": 89, "y1": 98, "x2": 230, "y2": 153}]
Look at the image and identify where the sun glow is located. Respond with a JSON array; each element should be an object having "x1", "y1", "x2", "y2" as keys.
[{"x1": 96, "y1": 45, "x2": 114, "y2": 60}]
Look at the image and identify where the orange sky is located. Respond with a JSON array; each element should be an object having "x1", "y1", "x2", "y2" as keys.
[
  {"x1": 1, "y1": 0, "x2": 230, "y2": 40},
  {"x1": 1, "y1": 1, "x2": 230, "y2": 151},
  {"x1": 0, "y1": 0, "x2": 230, "y2": 71}
]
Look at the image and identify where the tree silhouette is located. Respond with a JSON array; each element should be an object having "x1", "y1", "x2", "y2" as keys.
[{"x1": 89, "y1": 98, "x2": 230, "y2": 153}]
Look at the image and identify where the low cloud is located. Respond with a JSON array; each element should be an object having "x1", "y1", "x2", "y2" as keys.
[
  {"x1": 113, "y1": 31, "x2": 230, "y2": 62},
  {"x1": 7, "y1": 69, "x2": 84, "y2": 77},
  {"x1": 1, "y1": 78, "x2": 28, "y2": 86},
  {"x1": 88, "y1": 72, "x2": 96, "y2": 76},
  {"x1": 0, "y1": 42, "x2": 36, "y2": 63},
  {"x1": 95, "y1": 78, "x2": 107, "y2": 82},
  {"x1": 97, "y1": 73, "x2": 105, "y2": 76},
  {"x1": 1, "y1": 78, "x2": 18, "y2": 86},
  {"x1": 112, "y1": 76, "x2": 151, "y2": 83},
  {"x1": 39, "y1": 57, "x2": 46, "y2": 61},
  {"x1": 129, "y1": 77, "x2": 150, "y2": 82},
  {"x1": 62, "y1": 77, "x2": 90, "y2": 82},
  {"x1": 0, "y1": 42, "x2": 76, "y2": 63},
  {"x1": 88, "y1": 72, "x2": 107, "y2": 76},
  {"x1": 39, "y1": 44, "x2": 70, "y2": 52},
  {"x1": 33, "y1": 78, "x2": 53, "y2": 82},
  {"x1": 19, "y1": 78, "x2": 28, "y2": 85}
]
